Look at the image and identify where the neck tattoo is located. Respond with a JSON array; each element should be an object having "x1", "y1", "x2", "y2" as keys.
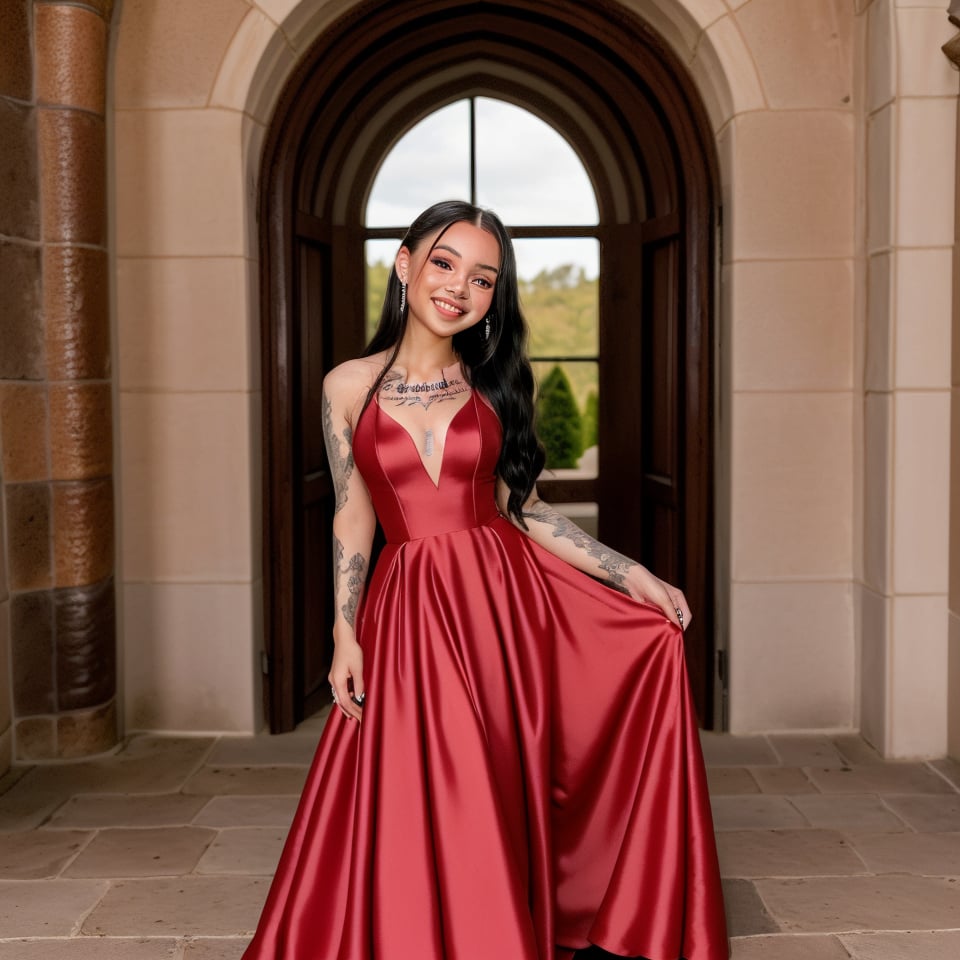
[
  {"x1": 379, "y1": 366, "x2": 467, "y2": 456},
  {"x1": 395, "y1": 378, "x2": 449, "y2": 395}
]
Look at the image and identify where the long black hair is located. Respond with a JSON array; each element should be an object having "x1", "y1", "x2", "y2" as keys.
[{"x1": 364, "y1": 200, "x2": 545, "y2": 525}]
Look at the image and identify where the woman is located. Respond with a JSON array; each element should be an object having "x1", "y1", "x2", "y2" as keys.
[{"x1": 244, "y1": 201, "x2": 728, "y2": 960}]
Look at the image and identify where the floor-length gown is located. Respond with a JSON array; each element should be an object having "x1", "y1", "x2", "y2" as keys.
[{"x1": 244, "y1": 391, "x2": 728, "y2": 960}]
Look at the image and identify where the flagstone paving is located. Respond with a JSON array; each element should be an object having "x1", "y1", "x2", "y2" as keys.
[{"x1": 1, "y1": 717, "x2": 959, "y2": 958}]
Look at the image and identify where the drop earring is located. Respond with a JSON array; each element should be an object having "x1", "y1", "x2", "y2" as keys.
[
  {"x1": 400, "y1": 281, "x2": 407, "y2": 314},
  {"x1": 484, "y1": 315, "x2": 492, "y2": 341}
]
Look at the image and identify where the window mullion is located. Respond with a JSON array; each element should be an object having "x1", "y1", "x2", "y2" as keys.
[{"x1": 469, "y1": 97, "x2": 477, "y2": 206}]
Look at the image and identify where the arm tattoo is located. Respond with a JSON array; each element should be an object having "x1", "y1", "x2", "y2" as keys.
[
  {"x1": 322, "y1": 391, "x2": 354, "y2": 514},
  {"x1": 522, "y1": 501, "x2": 636, "y2": 588},
  {"x1": 334, "y1": 536, "x2": 368, "y2": 628}
]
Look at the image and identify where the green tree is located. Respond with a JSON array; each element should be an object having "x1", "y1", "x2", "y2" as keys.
[
  {"x1": 366, "y1": 259, "x2": 391, "y2": 339},
  {"x1": 581, "y1": 390, "x2": 598, "y2": 450},
  {"x1": 537, "y1": 365, "x2": 583, "y2": 469}
]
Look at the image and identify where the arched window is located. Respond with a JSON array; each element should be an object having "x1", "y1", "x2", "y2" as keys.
[{"x1": 365, "y1": 98, "x2": 602, "y2": 506}]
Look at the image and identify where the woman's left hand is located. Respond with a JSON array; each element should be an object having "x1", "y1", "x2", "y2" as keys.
[{"x1": 623, "y1": 565, "x2": 692, "y2": 632}]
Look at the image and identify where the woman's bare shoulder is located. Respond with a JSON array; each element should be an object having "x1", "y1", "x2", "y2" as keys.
[
  {"x1": 324, "y1": 356, "x2": 385, "y2": 393},
  {"x1": 323, "y1": 355, "x2": 388, "y2": 423}
]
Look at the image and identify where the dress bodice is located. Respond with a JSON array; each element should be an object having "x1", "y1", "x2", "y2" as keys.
[{"x1": 353, "y1": 391, "x2": 502, "y2": 543}]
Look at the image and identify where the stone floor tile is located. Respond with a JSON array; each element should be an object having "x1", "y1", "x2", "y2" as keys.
[
  {"x1": 832, "y1": 736, "x2": 882, "y2": 765},
  {"x1": 1, "y1": 738, "x2": 215, "y2": 825},
  {"x1": 711, "y1": 796, "x2": 807, "y2": 831},
  {"x1": 789, "y1": 795, "x2": 907, "y2": 832},
  {"x1": 806, "y1": 763, "x2": 953, "y2": 795},
  {"x1": 82, "y1": 876, "x2": 270, "y2": 936},
  {"x1": 700, "y1": 733, "x2": 777, "y2": 767},
  {"x1": 707, "y1": 768, "x2": 760, "y2": 796},
  {"x1": 64, "y1": 827, "x2": 217, "y2": 878},
  {"x1": 755, "y1": 875, "x2": 960, "y2": 932},
  {"x1": 730, "y1": 934, "x2": 850, "y2": 959},
  {"x1": 47, "y1": 794, "x2": 209, "y2": 829},
  {"x1": 182, "y1": 938, "x2": 252, "y2": 959},
  {"x1": 0, "y1": 879, "x2": 109, "y2": 937},
  {"x1": 293, "y1": 705, "x2": 332, "y2": 732},
  {"x1": 207, "y1": 734, "x2": 320, "y2": 766},
  {"x1": 768, "y1": 736, "x2": 847, "y2": 769},
  {"x1": 721, "y1": 879, "x2": 780, "y2": 937},
  {"x1": 750, "y1": 767, "x2": 818, "y2": 795},
  {"x1": 0, "y1": 830, "x2": 91, "y2": 879},
  {"x1": 0, "y1": 939, "x2": 178, "y2": 959},
  {"x1": 929, "y1": 757, "x2": 960, "y2": 791},
  {"x1": 844, "y1": 831, "x2": 960, "y2": 877},
  {"x1": 183, "y1": 766, "x2": 309, "y2": 797},
  {"x1": 717, "y1": 830, "x2": 866, "y2": 879},
  {"x1": 841, "y1": 930, "x2": 960, "y2": 959},
  {"x1": 0, "y1": 765, "x2": 32, "y2": 796},
  {"x1": 194, "y1": 828, "x2": 286, "y2": 875},
  {"x1": 0, "y1": 774, "x2": 73, "y2": 832},
  {"x1": 191, "y1": 796, "x2": 298, "y2": 828},
  {"x1": 882, "y1": 794, "x2": 960, "y2": 832}
]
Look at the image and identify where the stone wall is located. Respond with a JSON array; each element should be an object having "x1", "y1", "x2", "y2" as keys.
[{"x1": 94, "y1": 0, "x2": 960, "y2": 754}]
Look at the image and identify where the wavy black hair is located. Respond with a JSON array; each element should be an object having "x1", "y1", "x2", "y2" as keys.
[{"x1": 363, "y1": 200, "x2": 545, "y2": 525}]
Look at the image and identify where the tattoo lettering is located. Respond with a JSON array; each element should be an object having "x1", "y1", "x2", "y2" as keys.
[
  {"x1": 379, "y1": 371, "x2": 469, "y2": 412},
  {"x1": 322, "y1": 391, "x2": 354, "y2": 514},
  {"x1": 521, "y1": 501, "x2": 636, "y2": 587},
  {"x1": 333, "y1": 536, "x2": 368, "y2": 628}
]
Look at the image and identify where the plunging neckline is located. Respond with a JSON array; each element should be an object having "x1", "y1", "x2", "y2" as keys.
[{"x1": 373, "y1": 391, "x2": 476, "y2": 489}]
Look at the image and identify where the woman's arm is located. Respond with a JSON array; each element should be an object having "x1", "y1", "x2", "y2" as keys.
[
  {"x1": 497, "y1": 480, "x2": 691, "y2": 631},
  {"x1": 323, "y1": 366, "x2": 377, "y2": 720}
]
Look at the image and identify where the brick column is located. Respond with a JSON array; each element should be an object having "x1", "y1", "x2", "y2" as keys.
[{"x1": 0, "y1": 0, "x2": 116, "y2": 763}]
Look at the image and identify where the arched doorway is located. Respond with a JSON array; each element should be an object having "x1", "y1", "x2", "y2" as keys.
[{"x1": 259, "y1": 0, "x2": 720, "y2": 732}]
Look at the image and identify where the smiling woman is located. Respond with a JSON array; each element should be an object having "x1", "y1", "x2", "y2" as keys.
[{"x1": 243, "y1": 199, "x2": 727, "y2": 960}]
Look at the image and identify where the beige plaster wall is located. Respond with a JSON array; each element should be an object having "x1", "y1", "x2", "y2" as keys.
[
  {"x1": 857, "y1": 0, "x2": 957, "y2": 757},
  {"x1": 950, "y1": 64, "x2": 960, "y2": 761},
  {"x1": 109, "y1": 0, "x2": 955, "y2": 750},
  {"x1": 703, "y1": 0, "x2": 859, "y2": 733},
  {"x1": 113, "y1": 0, "x2": 263, "y2": 732}
]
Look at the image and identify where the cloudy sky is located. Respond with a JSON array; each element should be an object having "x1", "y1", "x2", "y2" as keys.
[{"x1": 365, "y1": 99, "x2": 600, "y2": 281}]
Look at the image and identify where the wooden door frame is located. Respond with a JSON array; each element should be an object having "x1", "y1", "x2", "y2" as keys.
[{"x1": 258, "y1": 0, "x2": 720, "y2": 732}]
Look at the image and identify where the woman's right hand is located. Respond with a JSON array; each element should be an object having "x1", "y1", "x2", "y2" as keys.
[{"x1": 329, "y1": 635, "x2": 365, "y2": 721}]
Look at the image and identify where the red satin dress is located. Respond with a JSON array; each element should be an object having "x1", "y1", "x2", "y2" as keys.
[{"x1": 243, "y1": 391, "x2": 728, "y2": 960}]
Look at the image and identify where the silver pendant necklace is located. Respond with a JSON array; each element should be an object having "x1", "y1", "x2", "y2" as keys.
[{"x1": 424, "y1": 429, "x2": 434, "y2": 457}]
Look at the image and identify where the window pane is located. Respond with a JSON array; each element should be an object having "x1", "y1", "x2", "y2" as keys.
[
  {"x1": 476, "y1": 98, "x2": 598, "y2": 225},
  {"x1": 532, "y1": 360, "x2": 598, "y2": 477},
  {"x1": 365, "y1": 239, "x2": 400, "y2": 340},
  {"x1": 366, "y1": 101, "x2": 471, "y2": 227},
  {"x1": 516, "y1": 238, "x2": 599, "y2": 357}
]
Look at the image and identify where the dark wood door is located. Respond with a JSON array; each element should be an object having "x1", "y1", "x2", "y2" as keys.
[
  {"x1": 295, "y1": 230, "x2": 335, "y2": 721},
  {"x1": 595, "y1": 215, "x2": 712, "y2": 723}
]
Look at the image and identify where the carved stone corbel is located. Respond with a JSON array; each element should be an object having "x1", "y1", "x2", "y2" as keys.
[{"x1": 947, "y1": 2, "x2": 960, "y2": 68}]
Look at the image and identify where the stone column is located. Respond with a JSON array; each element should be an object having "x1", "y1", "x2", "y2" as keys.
[{"x1": 0, "y1": 0, "x2": 116, "y2": 765}]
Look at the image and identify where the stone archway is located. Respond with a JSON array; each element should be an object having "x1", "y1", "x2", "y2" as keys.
[{"x1": 254, "y1": 0, "x2": 721, "y2": 731}]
